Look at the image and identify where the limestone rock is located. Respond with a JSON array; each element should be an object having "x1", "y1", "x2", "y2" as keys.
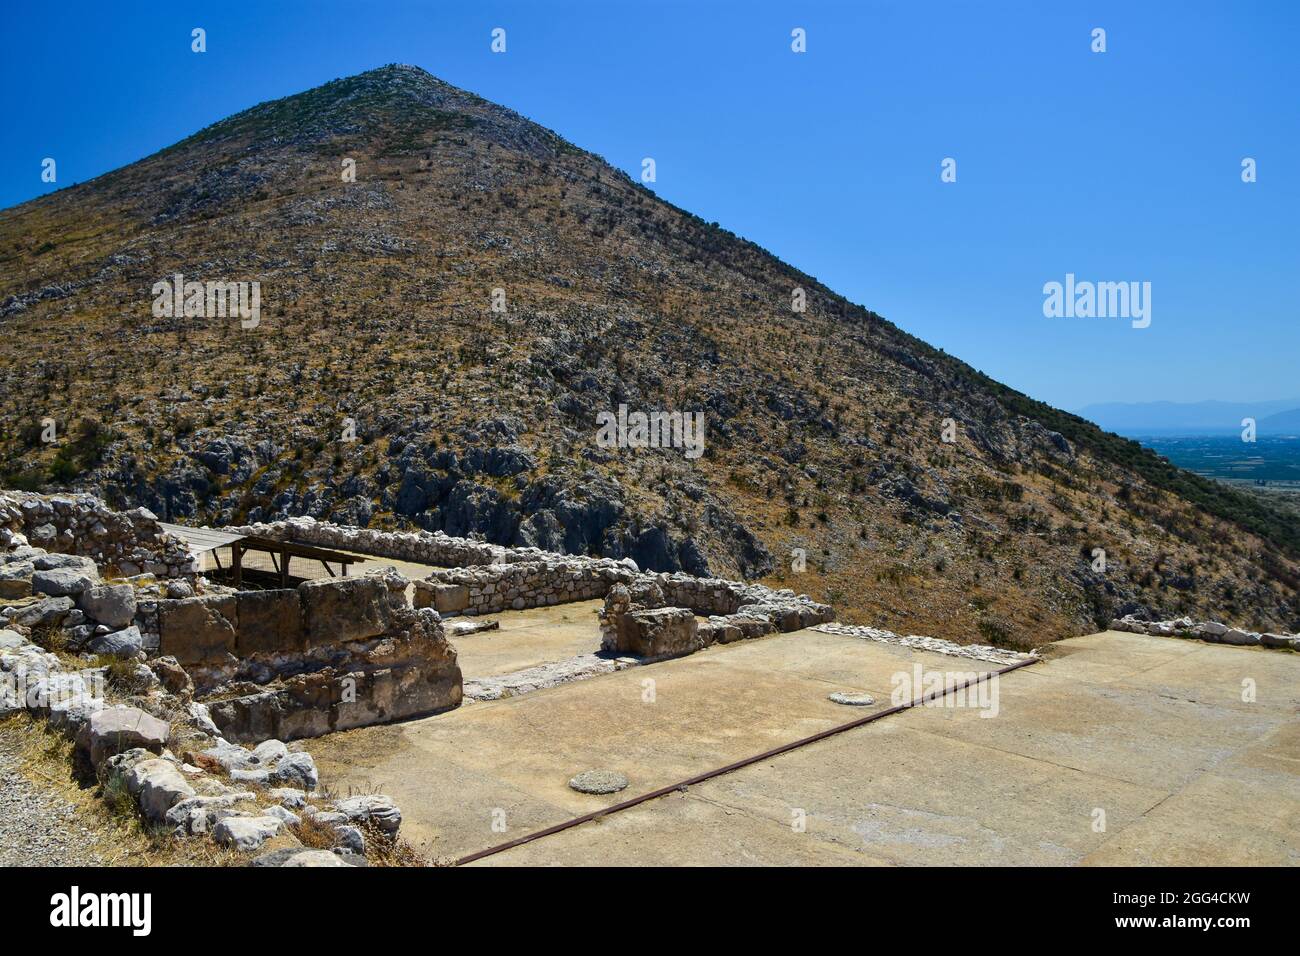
[
  {"x1": 86, "y1": 624, "x2": 143, "y2": 658},
  {"x1": 254, "y1": 848, "x2": 353, "y2": 867},
  {"x1": 213, "y1": 815, "x2": 283, "y2": 851},
  {"x1": 47, "y1": 695, "x2": 105, "y2": 737},
  {"x1": 0, "y1": 561, "x2": 33, "y2": 598},
  {"x1": 77, "y1": 583, "x2": 137, "y2": 628},
  {"x1": 615, "y1": 607, "x2": 701, "y2": 658},
  {"x1": 11, "y1": 595, "x2": 74, "y2": 629},
  {"x1": 32, "y1": 566, "x2": 99, "y2": 597},
  {"x1": 334, "y1": 824, "x2": 365, "y2": 854},
  {"x1": 333, "y1": 794, "x2": 401, "y2": 836},
  {"x1": 209, "y1": 739, "x2": 320, "y2": 791},
  {"x1": 1221, "y1": 629, "x2": 1260, "y2": 646},
  {"x1": 165, "y1": 792, "x2": 258, "y2": 835},
  {"x1": 268, "y1": 787, "x2": 308, "y2": 808},
  {"x1": 157, "y1": 595, "x2": 237, "y2": 665},
  {"x1": 233, "y1": 589, "x2": 303, "y2": 655},
  {"x1": 32, "y1": 553, "x2": 97, "y2": 572},
  {"x1": 298, "y1": 576, "x2": 390, "y2": 645},
  {"x1": 150, "y1": 656, "x2": 193, "y2": 695},
  {"x1": 264, "y1": 804, "x2": 301, "y2": 826},
  {"x1": 124, "y1": 758, "x2": 197, "y2": 822},
  {"x1": 77, "y1": 705, "x2": 170, "y2": 768},
  {"x1": 272, "y1": 752, "x2": 320, "y2": 789},
  {"x1": 281, "y1": 849, "x2": 352, "y2": 867}
]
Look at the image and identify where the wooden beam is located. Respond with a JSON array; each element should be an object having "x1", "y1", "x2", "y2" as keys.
[
  {"x1": 238, "y1": 535, "x2": 362, "y2": 565},
  {"x1": 232, "y1": 543, "x2": 242, "y2": 587}
]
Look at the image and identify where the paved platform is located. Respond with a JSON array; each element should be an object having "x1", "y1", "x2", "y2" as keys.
[
  {"x1": 307, "y1": 626, "x2": 1300, "y2": 866},
  {"x1": 449, "y1": 599, "x2": 605, "y2": 681}
]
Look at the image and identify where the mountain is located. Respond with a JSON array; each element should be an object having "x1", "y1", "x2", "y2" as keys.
[
  {"x1": 1259, "y1": 407, "x2": 1300, "y2": 436},
  {"x1": 2, "y1": 64, "x2": 1297, "y2": 643},
  {"x1": 1077, "y1": 399, "x2": 1300, "y2": 436}
]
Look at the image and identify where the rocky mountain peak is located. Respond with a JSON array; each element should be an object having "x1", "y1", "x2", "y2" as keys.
[{"x1": 1, "y1": 65, "x2": 1297, "y2": 646}]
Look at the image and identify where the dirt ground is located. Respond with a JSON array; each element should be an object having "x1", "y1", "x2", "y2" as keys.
[{"x1": 450, "y1": 599, "x2": 605, "y2": 680}]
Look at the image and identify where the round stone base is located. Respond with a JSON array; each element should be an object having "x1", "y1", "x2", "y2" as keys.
[
  {"x1": 568, "y1": 770, "x2": 629, "y2": 794},
  {"x1": 828, "y1": 691, "x2": 876, "y2": 706}
]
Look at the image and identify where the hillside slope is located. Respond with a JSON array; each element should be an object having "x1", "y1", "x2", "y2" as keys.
[{"x1": 2, "y1": 64, "x2": 1297, "y2": 645}]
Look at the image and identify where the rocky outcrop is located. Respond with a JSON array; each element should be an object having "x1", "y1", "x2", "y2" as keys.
[{"x1": 1, "y1": 623, "x2": 410, "y2": 862}]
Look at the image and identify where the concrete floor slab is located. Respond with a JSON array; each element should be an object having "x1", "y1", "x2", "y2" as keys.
[
  {"x1": 308, "y1": 625, "x2": 1300, "y2": 866},
  {"x1": 477, "y1": 789, "x2": 890, "y2": 867},
  {"x1": 311, "y1": 628, "x2": 982, "y2": 859}
]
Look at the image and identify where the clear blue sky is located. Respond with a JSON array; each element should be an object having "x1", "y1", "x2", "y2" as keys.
[{"x1": 3, "y1": 1, "x2": 1296, "y2": 411}]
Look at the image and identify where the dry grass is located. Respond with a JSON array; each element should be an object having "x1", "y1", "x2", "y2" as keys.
[
  {"x1": 0, "y1": 713, "x2": 241, "y2": 866},
  {"x1": 290, "y1": 811, "x2": 340, "y2": 850},
  {"x1": 289, "y1": 815, "x2": 430, "y2": 867},
  {"x1": 358, "y1": 820, "x2": 428, "y2": 867},
  {"x1": 289, "y1": 783, "x2": 430, "y2": 866},
  {"x1": 4, "y1": 714, "x2": 431, "y2": 867},
  {"x1": 4, "y1": 65, "x2": 1296, "y2": 645}
]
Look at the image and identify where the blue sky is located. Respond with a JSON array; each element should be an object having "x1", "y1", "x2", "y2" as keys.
[{"x1": 2, "y1": 1, "x2": 1296, "y2": 411}]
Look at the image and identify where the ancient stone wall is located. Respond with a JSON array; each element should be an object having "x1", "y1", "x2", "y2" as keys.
[
  {"x1": 415, "y1": 558, "x2": 635, "y2": 615},
  {"x1": 1110, "y1": 614, "x2": 1298, "y2": 649},
  {"x1": 0, "y1": 491, "x2": 196, "y2": 578},
  {"x1": 229, "y1": 516, "x2": 538, "y2": 567},
  {"x1": 148, "y1": 572, "x2": 462, "y2": 741},
  {"x1": 227, "y1": 515, "x2": 835, "y2": 630},
  {"x1": 597, "y1": 581, "x2": 832, "y2": 661}
]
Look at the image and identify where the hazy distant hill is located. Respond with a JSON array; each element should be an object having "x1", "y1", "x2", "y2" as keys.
[
  {"x1": 2, "y1": 65, "x2": 1297, "y2": 641},
  {"x1": 1259, "y1": 407, "x2": 1300, "y2": 435},
  {"x1": 1078, "y1": 398, "x2": 1300, "y2": 436}
]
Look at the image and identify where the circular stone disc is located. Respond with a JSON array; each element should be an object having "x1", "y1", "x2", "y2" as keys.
[
  {"x1": 568, "y1": 770, "x2": 629, "y2": 794},
  {"x1": 828, "y1": 691, "x2": 876, "y2": 706}
]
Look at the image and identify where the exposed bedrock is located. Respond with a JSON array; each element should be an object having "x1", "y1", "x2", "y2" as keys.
[{"x1": 104, "y1": 431, "x2": 774, "y2": 579}]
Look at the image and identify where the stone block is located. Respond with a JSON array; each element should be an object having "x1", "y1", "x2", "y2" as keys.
[
  {"x1": 615, "y1": 607, "x2": 701, "y2": 659},
  {"x1": 430, "y1": 583, "x2": 470, "y2": 615},
  {"x1": 298, "y1": 577, "x2": 389, "y2": 646},
  {"x1": 77, "y1": 583, "x2": 137, "y2": 628},
  {"x1": 0, "y1": 562, "x2": 33, "y2": 598},
  {"x1": 158, "y1": 595, "x2": 238, "y2": 665},
  {"x1": 77, "y1": 705, "x2": 170, "y2": 768},
  {"x1": 32, "y1": 566, "x2": 99, "y2": 597},
  {"x1": 235, "y1": 589, "x2": 304, "y2": 655}
]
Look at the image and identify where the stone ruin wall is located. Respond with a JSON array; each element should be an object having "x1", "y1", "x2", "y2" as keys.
[
  {"x1": 414, "y1": 559, "x2": 633, "y2": 615},
  {"x1": 236, "y1": 516, "x2": 834, "y2": 626},
  {"x1": 234, "y1": 517, "x2": 836, "y2": 664},
  {"x1": 151, "y1": 574, "x2": 462, "y2": 743},
  {"x1": 227, "y1": 516, "x2": 535, "y2": 568},
  {"x1": 0, "y1": 490, "x2": 196, "y2": 579},
  {"x1": 3, "y1": 503, "x2": 834, "y2": 747}
]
